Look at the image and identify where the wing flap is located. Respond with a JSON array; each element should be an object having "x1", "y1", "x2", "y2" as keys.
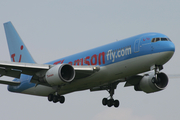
[
  {"x1": 90, "y1": 80, "x2": 121, "y2": 92},
  {"x1": 0, "y1": 67, "x2": 21, "y2": 78},
  {"x1": 124, "y1": 75, "x2": 143, "y2": 87},
  {"x1": 0, "y1": 79, "x2": 21, "y2": 86},
  {"x1": 0, "y1": 61, "x2": 50, "y2": 78}
]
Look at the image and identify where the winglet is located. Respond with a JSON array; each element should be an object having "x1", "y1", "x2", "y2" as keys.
[{"x1": 3, "y1": 21, "x2": 36, "y2": 63}]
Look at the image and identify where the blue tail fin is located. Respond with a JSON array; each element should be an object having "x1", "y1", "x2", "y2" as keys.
[{"x1": 4, "y1": 21, "x2": 35, "y2": 63}]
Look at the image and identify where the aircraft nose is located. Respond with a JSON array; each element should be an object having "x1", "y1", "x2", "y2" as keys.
[
  {"x1": 154, "y1": 41, "x2": 175, "y2": 65},
  {"x1": 165, "y1": 41, "x2": 175, "y2": 52},
  {"x1": 163, "y1": 41, "x2": 175, "y2": 62}
]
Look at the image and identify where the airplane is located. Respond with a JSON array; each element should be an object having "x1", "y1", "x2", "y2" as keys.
[{"x1": 0, "y1": 21, "x2": 175, "y2": 108}]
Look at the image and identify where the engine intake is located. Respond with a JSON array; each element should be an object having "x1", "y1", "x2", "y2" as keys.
[
  {"x1": 45, "y1": 64, "x2": 75, "y2": 86},
  {"x1": 154, "y1": 73, "x2": 168, "y2": 89},
  {"x1": 136, "y1": 72, "x2": 168, "y2": 93}
]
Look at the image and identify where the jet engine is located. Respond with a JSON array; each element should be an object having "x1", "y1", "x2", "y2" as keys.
[
  {"x1": 135, "y1": 72, "x2": 168, "y2": 93},
  {"x1": 45, "y1": 64, "x2": 75, "y2": 86}
]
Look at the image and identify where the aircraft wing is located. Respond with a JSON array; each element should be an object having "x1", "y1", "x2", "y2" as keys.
[
  {"x1": 90, "y1": 75, "x2": 143, "y2": 92},
  {"x1": 0, "y1": 61, "x2": 50, "y2": 78},
  {"x1": 0, "y1": 61, "x2": 99, "y2": 85},
  {"x1": 0, "y1": 79, "x2": 21, "y2": 86}
]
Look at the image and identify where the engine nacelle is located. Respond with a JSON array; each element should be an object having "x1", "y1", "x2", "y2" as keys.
[
  {"x1": 135, "y1": 72, "x2": 168, "y2": 93},
  {"x1": 45, "y1": 64, "x2": 75, "y2": 86}
]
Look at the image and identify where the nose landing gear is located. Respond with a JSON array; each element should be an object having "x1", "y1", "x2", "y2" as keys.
[{"x1": 151, "y1": 65, "x2": 163, "y2": 84}]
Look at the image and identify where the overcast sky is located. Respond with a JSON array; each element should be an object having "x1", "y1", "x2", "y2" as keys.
[{"x1": 0, "y1": 1, "x2": 180, "y2": 120}]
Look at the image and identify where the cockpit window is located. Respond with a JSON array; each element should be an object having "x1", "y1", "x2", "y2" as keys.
[
  {"x1": 156, "y1": 38, "x2": 160, "y2": 42},
  {"x1": 151, "y1": 37, "x2": 171, "y2": 42},
  {"x1": 152, "y1": 38, "x2": 155, "y2": 42},
  {"x1": 161, "y1": 38, "x2": 168, "y2": 41},
  {"x1": 167, "y1": 38, "x2": 172, "y2": 41}
]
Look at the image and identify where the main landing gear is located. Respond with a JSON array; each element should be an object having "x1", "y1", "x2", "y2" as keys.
[
  {"x1": 48, "y1": 94, "x2": 65, "y2": 104},
  {"x1": 102, "y1": 98, "x2": 119, "y2": 108},
  {"x1": 102, "y1": 84, "x2": 120, "y2": 108}
]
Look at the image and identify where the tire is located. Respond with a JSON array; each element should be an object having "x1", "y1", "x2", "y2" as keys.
[
  {"x1": 59, "y1": 96, "x2": 65, "y2": 103},
  {"x1": 48, "y1": 94, "x2": 53, "y2": 102},
  {"x1": 114, "y1": 100, "x2": 119, "y2": 108},
  {"x1": 107, "y1": 99, "x2": 114, "y2": 107},
  {"x1": 53, "y1": 95, "x2": 58, "y2": 103},
  {"x1": 102, "y1": 98, "x2": 108, "y2": 106}
]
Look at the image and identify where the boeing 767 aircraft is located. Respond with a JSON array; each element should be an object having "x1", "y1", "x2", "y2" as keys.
[{"x1": 0, "y1": 21, "x2": 175, "y2": 108}]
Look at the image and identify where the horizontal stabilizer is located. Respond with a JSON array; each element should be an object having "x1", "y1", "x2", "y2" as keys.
[{"x1": 0, "y1": 79, "x2": 21, "y2": 86}]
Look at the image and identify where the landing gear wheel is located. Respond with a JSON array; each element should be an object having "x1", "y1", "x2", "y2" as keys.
[
  {"x1": 47, "y1": 94, "x2": 66, "y2": 104},
  {"x1": 48, "y1": 94, "x2": 53, "y2": 102},
  {"x1": 107, "y1": 99, "x2": 114, "y2": 107},
  {"x1": 53, "y1": 95, "x2": 58, "y2": 103},
  {"x1": 102, "y1": 98, "x2": 108, "y2": 106},
  {"x1": 59, "y1": 96, "x2": 65, "y2": 103},
  {"x1": 114, "y1": 100, "x2": 119, "y2": 108}
]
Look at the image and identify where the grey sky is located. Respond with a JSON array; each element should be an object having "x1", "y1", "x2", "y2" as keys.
[{"x1": 0, "y1": 1, "x2": 180, "y2": 120}]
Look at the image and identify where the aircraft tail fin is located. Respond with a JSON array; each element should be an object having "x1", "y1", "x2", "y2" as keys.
[{"x1": 3, "y1": 21, "x2": 36, "y2": 63}]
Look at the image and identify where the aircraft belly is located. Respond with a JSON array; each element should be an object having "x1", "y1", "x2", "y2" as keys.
[{"x1": 21, "y1": 85, "x2": 55, "y2": 96}]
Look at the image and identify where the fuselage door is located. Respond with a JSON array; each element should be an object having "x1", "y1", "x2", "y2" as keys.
[{"x1": 134, "y1": 39, "x2": 140, "y2": 53}]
